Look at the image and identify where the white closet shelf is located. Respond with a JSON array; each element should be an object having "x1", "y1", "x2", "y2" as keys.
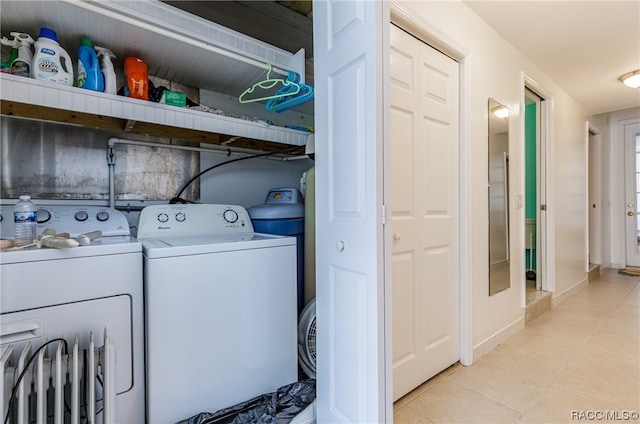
[
  {"x1": 1, "y1": 74, "x2": 308, "y2": 153},
  {"x1": 0, "y1": 0, "x2": 310, "y2": 153}
]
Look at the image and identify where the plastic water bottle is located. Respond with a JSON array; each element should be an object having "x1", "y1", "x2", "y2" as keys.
[{"x1": 14, "y1": 195, "x2": 37, "y2": 246}]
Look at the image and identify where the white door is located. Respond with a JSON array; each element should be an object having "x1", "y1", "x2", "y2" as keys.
[
  {"x1": 625, "y1": 123, "x2": 640, "y2": 267},
  {"x1": 313, "y1": 1, "x2": 390, "y2": 423},
  {"x1": 389, "y1": 24, "x2": 460, "y2": 401}
]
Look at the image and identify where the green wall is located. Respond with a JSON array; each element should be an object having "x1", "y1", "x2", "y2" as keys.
[
  {"x1": 525, "y1": 103, "x2": 537, "y2": 272},
  {"x1": 525, "y1": 103, "x2": 537, "y2": 220}
]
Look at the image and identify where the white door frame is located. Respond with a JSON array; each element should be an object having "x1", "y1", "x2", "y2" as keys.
[
  {"x1": 390, "y1": 2, "x2": 473, "y2": 366},
  {"x1": 624, "y1": 123, "x2": 640, "y2": 268},
  {"x1": 586, "y1": 122, "x2": 602, "y2": 271},
  {"x1": 521, "y1": 74, "x2": 555, "y2": 306}
]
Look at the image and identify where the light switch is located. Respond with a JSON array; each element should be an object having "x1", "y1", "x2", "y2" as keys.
[{"x1": 515, "y1": 194, "x2": 523, "y2": 209}]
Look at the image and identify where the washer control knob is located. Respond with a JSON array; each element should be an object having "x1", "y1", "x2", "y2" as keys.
[
  {"x1": 75, "y1": 211, "x2": 89, "y2": 222},
  {"x1": 157, "y1": 213, "x2": 169, "y2": 223},
  {"x1": 175, "y1": 212, "x2": 186, "y2": 222},
  {"x1": 37, "y1": 209, "x2": 51, "y2": 224},
  {"x1": 223, "y1": 209, "x2": 239, "y2": 223},
  {"x1": 96, "y1": 211, "x2": 110, "y2": 222}
]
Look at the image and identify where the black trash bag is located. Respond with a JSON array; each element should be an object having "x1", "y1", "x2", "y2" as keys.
[{"x1": 177, "y1": 379, "x2": 316, "y2": 424}]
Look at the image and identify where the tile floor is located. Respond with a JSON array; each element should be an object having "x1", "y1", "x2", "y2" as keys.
[{"x1": 393, "y1": 268, "x2": 640, "y2": 423}]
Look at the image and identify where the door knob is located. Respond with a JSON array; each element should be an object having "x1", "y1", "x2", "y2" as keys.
[
  {"x1": 628, "y1": 211, "x2": 635, "y2": 216},
  {"x1": 393, "y1": 232, "x2": 401, "y2": 240},
  {"x1": 336, "y1": 240, "x2": 345, "y2": 251}
]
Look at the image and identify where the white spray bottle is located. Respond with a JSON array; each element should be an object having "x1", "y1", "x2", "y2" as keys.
[
  {"x1": 95, "y1": 46, "x2": 116, "y2": 95},
  {"x1": 10, "y1": 32, "x2": 35, "y2": 77}
]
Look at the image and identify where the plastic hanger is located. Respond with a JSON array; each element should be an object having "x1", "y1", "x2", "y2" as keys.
[
  {"x1": 265, "y1": 71, "x2": 314, "y2": 113},
  {"x1": 239, "y1": 64, "x2": 300, "y2": 104},
  {"x1": 265, "y1": 70, "x2": 299, "y2": 108}
]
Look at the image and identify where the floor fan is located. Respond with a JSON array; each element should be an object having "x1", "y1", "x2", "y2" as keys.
[
  {"x1": 298, "y1": 298, "x2": 316, "y2": 378},
  {"x1": 292, "y1": 298, "x2": 317, "y2": 424}
]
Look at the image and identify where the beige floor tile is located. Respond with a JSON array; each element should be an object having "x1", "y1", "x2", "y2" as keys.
[
  {"x1": 406, "y1": 379, "x2": 521, "y2": 423},
  {"x1": 516, "y1": 415, "x2": 541, "y2": 424},
  {"x1": 496, "y1": 328, "x2": 579, "y2": 361},
  {"x1": 584, "y1": 332, "x2": 640, "y2": 363},
  {"x1": 394, "y1": 371, "x2": 448, "y2": 408},
  {"x1": 557, "y1": 296, "x2": 620, "y2": 314},
  {"x1": 552, "y1": 301, "x2": 612, "y2": 319},
  {"x1": 480, "y1": 344, "x2": 569, "y2": 385},
  {"x1": 552, "y1": 365, "x2": 640, "y2": 411},
  {"x1": 524, "y1": 312, "x2": 603, "y2": 344},
  {"x1": 597, "y1": 315, "x2": 640, "y2": 342},
  {"x1": 394, "y1": 405, "x2": 435, "y2": 423},
  {"x1": 446, "y1": 359, "x2": 546, "y2": 413},
  {"x1": 570, "y1": 346, "x2": 640, "y2": 382},
  {"x1": 390, "y1": 273, "x2": 638, "y2": 424},
  {"x1": 525, "y1": 387, "x2": 615, "y2": 423},
  {"x1": 608, "y1": 310, "x2": 640, "y2": 327},
  {"x1": 573, "y1": 284, "x2": 632, "y2": 305},
  {"x1": 615, "y1": 303, "x2": 640, "y2": 316},
  {"x1": 622, "y1": 288, "x2": 640, "y2": 306}
]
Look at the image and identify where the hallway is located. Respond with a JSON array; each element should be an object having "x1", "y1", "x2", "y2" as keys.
[{"x1": 393, "y1": 269, "x2": 640, "y2": 423}]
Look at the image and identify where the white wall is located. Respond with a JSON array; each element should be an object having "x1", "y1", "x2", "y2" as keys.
[
  {"x1": 200, "y1": 152, "x2": 314, "y2": 208},
  {"x1": 398, "y1": 0, "x2": 591, "y2": 358}
]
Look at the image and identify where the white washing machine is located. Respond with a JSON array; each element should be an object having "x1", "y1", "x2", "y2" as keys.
[
  {"x1": 0, "y1": 204, "x2": 145, "y2": 423},
  {"x1": 137, "y1": 203, "x2": 298, "y2": 424}
]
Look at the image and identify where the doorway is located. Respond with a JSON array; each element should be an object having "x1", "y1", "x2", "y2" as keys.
[
  {"x1": 588, "y1": 124, "x2": 602, "y2": 269},
  {"x1": 389, "y1": 23, "x2": 460, "y2": 401},
  {"x1": 624, "y1": 123, "x2": 640, "y2": 268},
  {"x1": 524, "y1": 86, "x2": 550, "y2": 301}
]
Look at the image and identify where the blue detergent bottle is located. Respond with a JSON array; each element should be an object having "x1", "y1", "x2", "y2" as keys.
[{"x1": 77, "y1": 37, "x2": 104, "y2": 91}]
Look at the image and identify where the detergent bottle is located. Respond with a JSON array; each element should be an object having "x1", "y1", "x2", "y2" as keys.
[
  {"x1": 124, "y1": 56, "x2": 148, "y2": 100},
  {"x1": 95, "y1": 46, "x2": 117, "y2": 95},
  {"x1": 77, "y1": 37, "x2": 103, "y2": 91},
  {"x1": 9, "y1": 32, "x2": 35, "y2": 78},
  {"x1": 0, "y1": 35, "x2": 19, "y2": 74},
  {"x1": 31, "y1": 27, "x2": 73, "y2": 86}
]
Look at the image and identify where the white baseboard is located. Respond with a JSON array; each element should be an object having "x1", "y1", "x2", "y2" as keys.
[{"x1": 472, "y1": 316, "x2": 525, "y2": 361}]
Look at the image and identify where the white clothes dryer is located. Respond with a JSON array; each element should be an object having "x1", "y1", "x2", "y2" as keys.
[
  {"x1": 137, "y1": 203, "x2": 298, "y2": 424},
  {"x1": 0, "y1": 204, "x2": 145, "y2": 423}
]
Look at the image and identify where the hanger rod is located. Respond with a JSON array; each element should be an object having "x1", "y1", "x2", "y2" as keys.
[{"x1": 64, "y1": 0, "x2": 289, "y2": 76}]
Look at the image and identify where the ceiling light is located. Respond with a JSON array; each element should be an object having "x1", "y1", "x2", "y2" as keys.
[
  {"x1": 491, "y1": 105, "x2": 509, "y2": 119},
  {"x1": 619, "y1": 70, "x2": 640, "y2": 88}
]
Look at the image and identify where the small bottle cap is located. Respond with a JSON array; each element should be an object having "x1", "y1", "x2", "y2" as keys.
[
  {"x1": 38, "y1": 27, "x2": 58, "y2": 42},
  {"x1": 80, "y1": 37, "x2": 94, "y2": 48},
  {"x1": 19, "y1": 195, "x2": 30, "y2": 200}
]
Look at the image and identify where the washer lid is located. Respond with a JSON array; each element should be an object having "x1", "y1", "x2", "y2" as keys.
[{"x1": 141, "y1": 232, "x2": 295, "y2": 259}]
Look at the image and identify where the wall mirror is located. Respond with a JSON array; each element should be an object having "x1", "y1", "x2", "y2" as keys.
[{"x1": 488, "y1": 98, "x2": 510, "y2": 295}]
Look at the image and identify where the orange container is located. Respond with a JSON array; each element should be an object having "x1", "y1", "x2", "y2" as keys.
[{"x1": 124, "y1": 57, "x2": 148, "y2": 100}]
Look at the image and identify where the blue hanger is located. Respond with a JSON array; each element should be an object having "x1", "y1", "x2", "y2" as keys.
[{"x1": 266, "y1": 70, "x2": 314, "y2": 113}]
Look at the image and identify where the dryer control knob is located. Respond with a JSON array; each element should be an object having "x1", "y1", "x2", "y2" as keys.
[
  {"x1": 37, "y1": 209, "x2": 51, "y2": 224},
  {"x1": 175, "y1": 212, "x2": 186, "y2": 222},
  {"x1": 157, "y1": 213, "x2": 169, "y2": 223}
]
